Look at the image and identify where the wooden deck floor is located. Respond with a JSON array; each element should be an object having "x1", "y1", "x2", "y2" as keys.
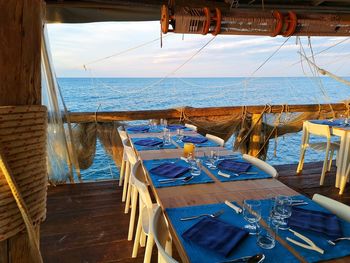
[{"x1": 40, "y1": 162, "x2": 349, "y2": 263}]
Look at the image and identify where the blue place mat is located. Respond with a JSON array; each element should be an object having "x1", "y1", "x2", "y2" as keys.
[
  {"x1": 309, "y1": 119, "x2": 350, "y2": 128},
  {"x1": 166, "y1": 125, "x2": 193, "y2": 132},
  {"x1": 166, "y1": 203, "x2": 299, "y2": 263},
  {"x1": 207, "y1": 157, "x2": 272, "y2": 182},
  {"x1": 126, "y1": 125, "x2": 151, "y2": 134},
  {"x1": 173, "y1": 135, "x2": 221, "y2": 148},
  {"x1": 143, "y1": 158, "x2": 214, "y2": 188},
  {"x1": 257, "y1": 195, "x2": 350, "y2": 263},
  {"x1": 131, "y1": 137, "x2": 178, "y2": 151}
]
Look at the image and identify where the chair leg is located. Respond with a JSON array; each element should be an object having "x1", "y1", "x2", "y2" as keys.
[
  {"x1": 119, "y1": 160, "x2": 126, "y2": 186},
  {"x1": 140, "y1": 231, "x2": 146, "y2": 247},
  {"x1": 132, "y1": 216, "x2": 142, "y2": 258},
  {"x1": 122, "y1": 162, "x2": 130, "y2": 202},
  {"x1": 339, "y1": 164, "x2": 350, "y2": 195},
  {"x1": 328, "y1": 149, "x2": 334, "y2": 171},
  {"x1": 143, "y1": 234, "x2": 154, "y2": 263},
  {"x1": 320, "y1": 151, "x2": 329, "y2": 186},
  {"x1": 296, "y1": 146, "x2": 307, "y2": 174},
  {"x1": 124, "y1": 178, "x2": 132, "y2": 214},
  {"x1": 165, "y1": 237, "x2": 172, "y2": 256},
  {"x1": 128, "y1": 186, "x2": 138, "y2": 241}
]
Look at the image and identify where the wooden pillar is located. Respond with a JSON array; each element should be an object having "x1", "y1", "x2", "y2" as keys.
[
  {"x1": 0, "y1": 0, "x2": 43, "y2": 262},
  {"x1": 248, "y1": 113, "x2": 263, "y2": 157}
]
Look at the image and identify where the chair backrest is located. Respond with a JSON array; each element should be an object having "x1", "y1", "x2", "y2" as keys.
[
  {"x1": 205, "y1": 134, "x2": 225, "y2": 147},
  {"x1": 242, "y1": 154, "x2": 278, "y2": 178},
  {"x1": 124, "y1": 144, "x2": 138, "y2": 166},
  {"x1": 132, "y1": 161, "x2": 153, "y2": 209},
  {"x1": 185, "y1": 123, "x2": 197, "y2": 131},
  {"x1": 305, "y1": 121, "x2": 331, "y2": 139},
  {"x1": 119, "y1": 130, "x2": 128, "y2": 142},
  {"x1": 312, "y1": 194, "x2": 350, "y2": 222},
  {"x1": 151, "y1": 206, "x2": 178, "y2": 263}
]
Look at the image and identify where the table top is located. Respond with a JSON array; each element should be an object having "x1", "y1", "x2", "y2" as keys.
[{"x1": 127, "y1": 129, "x2": 349, "y2": 263}]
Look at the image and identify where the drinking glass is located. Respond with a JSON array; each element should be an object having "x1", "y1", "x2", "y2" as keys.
[
  {"x1": 243, "y1": 199, "x2": 261, "y2": 235},
  {"x1": 149, "y1": 119, "x2": 157, "y2": 132},
  {"x1": 184, "y1": 143, "x2": 195, "y2": 158},
  {"x1": 208, "y1": 150, "x2": 218, "y2": 169},
  {"x1": 274, "y1": 195, "x2": 292, "y2": 230},
  {"x1": 163, "y1": 128, "x2": 171, "y2": 145},
  {"x1": 190, "y1": 159, "x2": 201, "y2": 176},
  {"x1": 257, "y1": 216, "x2": 276, "y2": 249},
  {"x1": 176, "y1": 129, "x2": 184, "y2": 142}
]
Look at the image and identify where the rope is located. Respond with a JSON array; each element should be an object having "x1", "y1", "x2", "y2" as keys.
[{"x1": 0, "y1": 149, "x2": 43, "y2": 263}]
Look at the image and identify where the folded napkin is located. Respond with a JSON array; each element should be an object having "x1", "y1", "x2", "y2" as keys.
[
  {"x1": 149, "y1": 162, "x2": 190, "y2": 178},
  {"x1": 134, "y1": 138, "x2": 163, "y2": 147},
  {"x1": 182, "y1": 136, "x2": 208, "y2": 144},
  {"x1": 217, "y1": 160, "x2": 251, "y2": 173},
  {"x1": 127, "y1": 126, "x2": 150, "y2": 132},
  {"x1": 167, "y1": 124, "x2": 186, "y2": 130},
  {"x1": 288, "y1": 207, "x2": 343, "y2": 238},
  {"x1": 182, "y1": 217, "x2": 248, "y2": 257}
]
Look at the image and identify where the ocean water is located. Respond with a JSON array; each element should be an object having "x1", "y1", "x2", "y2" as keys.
[{"x1": 58, "y1": 77, "x2": 350, "y2": 181}]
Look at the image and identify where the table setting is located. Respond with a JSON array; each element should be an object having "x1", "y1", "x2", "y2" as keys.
[
  {"x1": 131, "y1": 137, "x2": 178, "y2": 151},
  {"x1": 173, "y1": 134, "x2": 221, "y2": 148}
]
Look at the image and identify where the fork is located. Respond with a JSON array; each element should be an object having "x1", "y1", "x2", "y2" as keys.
[
  {"x1": 180, "y1": 209, "x2": 224, "y2": 221},
  {"x1": 327, "y1": 237, "x2": 350, "y2": 245}
]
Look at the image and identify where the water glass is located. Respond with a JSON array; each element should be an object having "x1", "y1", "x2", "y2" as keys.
[
  {"x1": 176, "y1": 129, "x2": 184, "y2": 142},
  {"x1": 160, "y1": 118, "x2": 167, "y2": 128},
  {"x1": 208, "y1": 150, "x2": 218, "y2": 169},
  {"x1": 149, "y1": 119, "x2": 157, "y2": 132},
  {"x1": 257, "y1": 217, "x2": 276, "y2": 249},
  {"x1": 190, "y1": 159, "x2": 201, "y2": 176},
  {"x1": 163, "y1": 128, "x2": 171, "y2": 145},
  {"x1": 274, "y1": 195, "x2": 292, "y2": 230},
  {"x1": 243, "y1": 200, "x2": 261, "y2": 235}
]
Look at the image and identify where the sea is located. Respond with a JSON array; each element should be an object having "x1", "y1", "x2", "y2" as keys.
[{"x1": 58, "y1": 77, "x2": 350, "y2": 181}]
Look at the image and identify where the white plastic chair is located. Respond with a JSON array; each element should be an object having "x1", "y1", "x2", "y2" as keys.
[
  {"x1": 151, "y1": 206, "x2": 178, "y2": 263},
  {"x1": 297, "y1": 121, "x2": 340, "y2": 185},
  {"x1": 339, "y1": 162, "x2": 350, "y2": 195},
  {"x1": 312, "y1": 194, "x2": 350, "y2": 222},
  {"x1": 205, "y1": 133, "x2": 225, "y2": 147},
  {"x1": 243, "y1": 154, "x2": 278, "y2": 178},
  {"x1": 118, "y1": 129, "x2": 129, "y2": 187},
  {"x1": 132, "y1": 161, "x2": 157, "y2": 263},
  {"x1": 123, "y1": 145, "x2": 138, "y2": 214},
  {"x1": 185, "y1": 123, "x2": 197, "y2": 131}
]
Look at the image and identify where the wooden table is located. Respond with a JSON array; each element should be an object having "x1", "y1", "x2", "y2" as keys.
[{"x1": 128, "y1": 130, "x2": 349, "y2": 263}]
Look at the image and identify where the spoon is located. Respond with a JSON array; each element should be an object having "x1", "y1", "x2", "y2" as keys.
[{"x1": 219, "y1": 253, "x2": 265, "y2": 263}]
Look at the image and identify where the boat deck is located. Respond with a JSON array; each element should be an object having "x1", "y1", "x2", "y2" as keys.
[{"x1": 41, "y1": 161, "x2": 349, "y2": 263}]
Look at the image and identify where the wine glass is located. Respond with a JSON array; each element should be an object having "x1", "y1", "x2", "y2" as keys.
[
  {"x1": 274, "y1": 195, "x2": 292, "y2": 230},
  {"x1": 243, "y1": 199, "x2": 261, "y2": 235}
]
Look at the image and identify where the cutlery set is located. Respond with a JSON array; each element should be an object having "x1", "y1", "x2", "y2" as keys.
[{"x1": 218, "y1": 171, "x2": 258, "y2": 178}]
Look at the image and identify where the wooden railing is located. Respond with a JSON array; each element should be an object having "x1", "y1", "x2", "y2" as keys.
[{"x1": 65, "y1": 103, "x2": 349, "y2": 123}]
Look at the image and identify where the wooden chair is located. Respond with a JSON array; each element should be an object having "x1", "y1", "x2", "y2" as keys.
[
  {"x1": 118, "y1": 129, "x2": 128, "y2": 187},
  {"x1": 132, "y1": 161, "x2": 158, "y2": 263},
  {"x1": 151, "y1": 206, "x2": 178, "y2": 263},
  {"x1": 243, "y1": 154, "x2": 278, "y2": 178},
  {"x1": 297, "y1": 121, "x2": 339, "y2": 185},
  {"x1": 184, "y1": 123, "x2": 197, "y2": 131},
  {"x1": 205, "y1": 133, "x2": 225, "y2": 147},
  {"x1": 312, "y1": 194, "x2": 350, "y2": 222}
]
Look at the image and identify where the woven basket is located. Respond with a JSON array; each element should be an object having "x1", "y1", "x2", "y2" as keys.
[{"x1": 0, "y1": 105, "x2": 47, "y2": 241}]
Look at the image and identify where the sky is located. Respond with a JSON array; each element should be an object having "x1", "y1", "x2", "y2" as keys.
[{"x1": 47, "y1": 21, "x2": 350, "y2": 78}]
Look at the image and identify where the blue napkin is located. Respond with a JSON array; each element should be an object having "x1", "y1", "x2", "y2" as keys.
[
  {"x1": 182, "y1": 136, "x2": 208, "y2": 144},
  {"x1": 167, "y1": 124, "x2": 186, "y2": 130},
  {"x1": 127, "y1": 126, "x2": 150, "y2": 132},
  {"x1": 310, "y1": 119, "x2": 347, "y2": 127},
  {"x1": 217, "y1": 160, "x2": 251, "y2": 173},
  {"x1": 182, "y1": 217, "x2": 248, "y2": 257},
  {"x1": 134, "y1": 138, "x2": 163, "y2": 147},
  {"x1": 288, "y1": 207, "x2": 343, "y2": 239},
  {"x1": 149, "y1": 162, "x2": 190, "y2": 178}
]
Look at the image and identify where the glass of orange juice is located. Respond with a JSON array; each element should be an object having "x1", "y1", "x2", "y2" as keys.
[{"x1": 184, "y1": 143, "x2": 195, "y2": 158}]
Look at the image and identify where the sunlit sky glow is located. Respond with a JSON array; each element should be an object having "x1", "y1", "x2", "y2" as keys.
[{"x1": 47, "y1": 21, "x2": 350, "y2": 78}]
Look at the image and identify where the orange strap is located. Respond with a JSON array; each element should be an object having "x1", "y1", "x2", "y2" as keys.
[
  {"x1": 283, "y1": 11, "x2": 297, "y2": 37},
  {"x1": 271, "y1": 10, "x2": 283, "y2": 37}
]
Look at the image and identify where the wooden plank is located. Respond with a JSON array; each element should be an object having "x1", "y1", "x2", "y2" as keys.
[
  {"x1": 66, "y1": 103, "x2": 349, "y2": 123},
  {"x1": 248, "y1": 113, "x2": 263, "y2": 157}
]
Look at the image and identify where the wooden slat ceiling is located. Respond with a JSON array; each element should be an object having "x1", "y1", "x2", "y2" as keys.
[{"x1": 45, "y1": 0, "x2": 350, "y2": 23}]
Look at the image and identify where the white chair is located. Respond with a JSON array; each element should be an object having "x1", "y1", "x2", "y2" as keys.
[
  {"x1": 312, "y1": 194, "x2": 350, "y2": 222},
  {"x1": 118, "y1": 129, "x2": 129, "y2": 187},
  {"x1": 243, "y1": 154, "x2": 278, "y2": 178},
  {"x1": 151, "y1": 206, "x2": 178, "y2": 263},
  {"x1": 206, "y1": 133, "x2": 225, "y2": 147},
  {"x1": 339, "y1": 162, "x2": 350, "y2": 195},
  {"x1": 185, "y1": 123, "x2": 197, "y2": 131},
  {"x1": 297, "y1": 121, "x2": 340, "y2": 185},
  {"x1": 132, "y1": 161, "x2": 158, "y2": 263},
  {"x1": 123, "y1": 145, "x2": 138, "y2": 213}
]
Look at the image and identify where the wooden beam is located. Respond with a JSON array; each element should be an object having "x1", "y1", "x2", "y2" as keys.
[
  {"x1": 65, "y1": 103, "x2": 349, "y2": 123},
  {"x1": 248, "y1": 113, "x2": 263, "y2": 157},
  {"x1": 0, "y1": 0, "x2": 43, "y2": 262},
  {"x1": 312, "y1": 0, "x2": 326, "y2": 6}
]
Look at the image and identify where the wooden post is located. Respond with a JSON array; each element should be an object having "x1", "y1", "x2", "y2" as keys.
[
  {"x1": 248, "y1": 113, "x2": 263, "y2": 157},
  {"x1": 0, "y1": 0, "x2": 43, "y2": 262}
]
